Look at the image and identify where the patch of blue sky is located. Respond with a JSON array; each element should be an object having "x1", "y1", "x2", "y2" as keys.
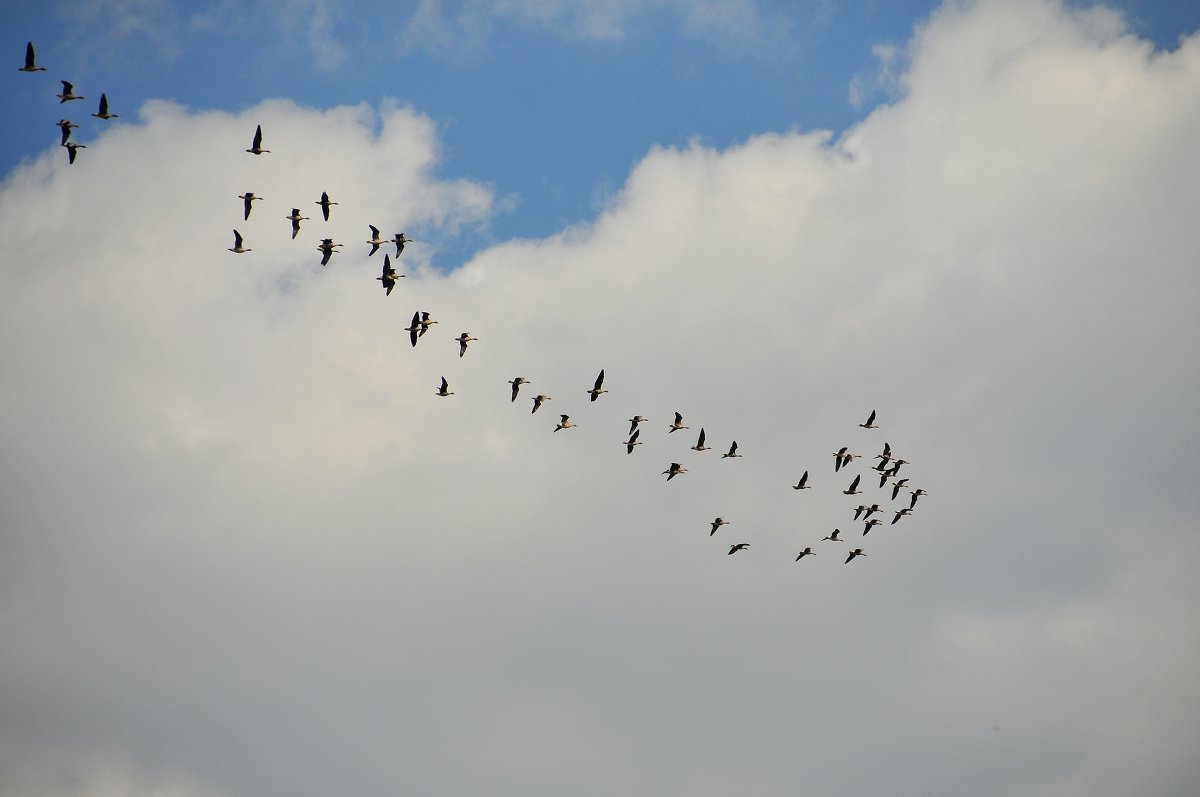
[{"x1": 3, "y1": 0, "x2": 1197, "y2": 268}]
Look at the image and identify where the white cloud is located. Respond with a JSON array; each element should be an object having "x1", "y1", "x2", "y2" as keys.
[{"x1": 2, "y1": 2, "x2": 1199, "y2": 795}]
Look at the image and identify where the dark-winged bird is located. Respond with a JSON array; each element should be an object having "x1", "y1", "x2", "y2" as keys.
[
  {"x1": 20, "y1": 42, "x2": 46, "y2": 72},
  {"x1": 377, "y1": 254, "x2": 403, "y2": 295},
  {"x1": 587, "y1": 369, "x2": 607, "y2": 401},
  {"x1": 316, "y1": 191, "x2": 337, "y2": 221},
  {"x1": 246, "y1": 124, "x2": 268, "y2": 154}
]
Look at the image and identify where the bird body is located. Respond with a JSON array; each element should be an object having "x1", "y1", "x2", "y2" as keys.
[
  {"x1": 316, "y1": 238, "x2": 342, "y2": 266},
  {"x1": 509, "y1": 377, "x2": 530, "y2": 403},
  {"x1": 668, "y1": 412, "x2": 688, "y2": 433},
  {"x1": 56, "y1": 119, "x2": 78, "y2": 145},
  {"x1": 455, "y1": 332, "x2": 478, "y2": 357},
  {"x1": 531, "y1": 394, "x2": 550, "y2": 414},
  {"x1": 554, "y1": 414, "x2": 575, "y2": 432},
  {"x1": 366, "y1": 225, "x2": 385, "y2": 255},
  {"x1": 586, "y1": 369, "x2": 607, "y2": 401},
  {"x1": 691, "y1": 428, "x2": 710, "y2": 452},
  {"x1": 228, "y1": 229, "x2": 250, "y2": 253},
  {"x1": 418, "y1": 312, "x2": 437, "y2": 337},
  {"x1": 710, "y1": 517, "x2": 729, "y2": 536},
  {"x1": 20, "y1": 42, "x2": 46, "y2": 72},
  {"x1": 863, "y1": 519, "x2": 882, "y2": 535},
  {"x1": 392, "y1": 233, "x2": 412, "y2": 256},
  {"x1": 237, "y1": 192, "x2": 261, "y2": 221},
  {"x1": 57, "y1": 81, "x2": 83, "y2": 103},
  {"x1": 286, "y1": 208, "x2": 309, "y2": 239},
  {"x1": 793, "y1": 471, "x2": 810, "y2": 490},
  {"x1": 377, "y1": 254, "x2": 403, "y2": 295},
  {"x1": 859, "y1": 410, "x2": 878, "y2": 429},
  {"x1": 316, "y1": 191, "x2": 337, "y2": 221},
  {"x1": 795, "y1": 547, "x2": 817, "y2": 561},
  {"x1": 623, "y1": 428, "x2": 641, "y2": 454},
  {"x1": 404, "y1": 312, "x2": 422, "y2": 347},
  {"x1": 722, "y1": 441, "x2": 742, "y2": 458},
  {"x1": 822, "y1": 529, "x2": 843, "y2": 542},
  {"x1": 246, "y1": 124, "x2": 268, "y2": 154},
  {"x1": 62, "y1": 142, "x2": 85, "y2": 164},
  {"x1": 436, "y1": 377, "x2": 453, "y2": 397},
  {"x1": 891, "y1": 509, "x2": 912, "y2": 525},
  {"x1": 845, "y1": 548, "x2": 866, "y2": 564},
  {"x1": 628, "y1": 416, "x2": 649, "y2": 434},
  {"x1": 91, "y1": 93, "x2": 117, "y2": 119},
  {"x1": 662, "y1": 462, "x2": 687, "y2": 481},
  {"x1": 843, "y1": 474, "x2": 862, "y2": 495},
  {"x1": 728, "y1": 543, "x2": 750, "y2": 555}
]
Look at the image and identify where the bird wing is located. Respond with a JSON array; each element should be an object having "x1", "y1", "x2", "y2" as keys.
[
  {"x1": 232, "y1": 230, "x2": 243, "y2": 247},
  {"x1": 252, "y1": 125, "x2": 262, "y2": 149},
  {"x1": 25, "y1": 42, "x2": 36, "y2": 68},
  {"x1": 98, "y1": 94, "x2": 108, "y2": 114},
  {"x1": 594, "y1": 370, "x2": 605, "y2": 390},
  {"x1": 849, "y1": 475, "x2": 860, "y2": 490}
]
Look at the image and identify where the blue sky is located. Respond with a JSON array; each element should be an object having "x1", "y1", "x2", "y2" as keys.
[
  {"x1": 4, "y1": 0, "x2": 1196, "y2": 265},
  {"x1": 2, "y1": 3, "x2": 1199, "y2": 796}
]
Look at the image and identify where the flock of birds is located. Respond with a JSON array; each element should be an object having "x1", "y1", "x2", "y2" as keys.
[
  {"x1": 19, "y1": 39, "x2": 929, "y2": 567},
  {"x1": 18, "y1": 42, "x2": 119, "y2": 164}
]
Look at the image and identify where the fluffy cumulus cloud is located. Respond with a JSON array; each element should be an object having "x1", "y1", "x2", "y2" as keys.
[{"x1": 2, "y1": 1, "x2": 1199, "y2": 795}]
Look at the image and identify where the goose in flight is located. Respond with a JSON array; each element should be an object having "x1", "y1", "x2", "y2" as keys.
[
  {"x1": 62, "y1": 141, "x2": 85, "y2": 164},
  {"x1": 228, "y1": 229, "x2": 250, "y2": 253},
  {"x1": 56, "y1": 119, "x2": 78, "y2": 145},
  {"x1": 727, "y1": 543, "x2": 750, "y2": 555},
  {"x1": 722, "y1": 441, "x2": 742, "y2": 459},
  {"x1": 509, "y1": 377, "x2": 530, "y2": 403},
  {"x1": 57, "y1": 80, "x2": 83, "y2": 103},
  {"x1": 862, "y1": 518, "x2": 882, "y2": 535},
  {"x1": 286, "y1": 208, "x2": 309, "y2": 239},
  {"x1": 691, "y1": 428, "x2": 710, "y2": 452},
  {"x1": 628, "y1": 416, "x2": 649, "y2": 435},
  {"x1": 316, "y1": 191, "x2": 337, "y2": 221},
  {"x1": 909, "y1": 488, "x2": 927, "y2": 509},
  {"x1": 316, "y1": 238, "x2": 342, "y2": 266},
  {"x1": 859, "y1": 410, "x2": 879, "y2": 429},
  {"x1": 435, "y1": 376, "x2": 453, "y2": 397},
  {"x1": 246, "y1": 124, "x2": 268, "y2": 154},
  {"x1": 586, "y1": 369, "x2": 607, "y2": 401},
  {"x1": 377, "y1": 254, "x2": 404, "y2": 295},
  {"x1": 662, "y1": 462, "x2": 687, "y2": 481},
  {"x1": 843, "y1": 474, "x2": 862, "y2": 496},
  {"x1": 455, "y1": 332, "x2": 478, "y2": 357},
  {"x1": 237, "y1": 192, "x2": 262, "y2": 221},
  {"x1": 392, "y1": 233, "x2": 412, "y2": 256},
  {"x1": 19, "y1": 42, "x2": 46, "y2": 72},
  {"x1": 891, "y1": 508, "x2": 912, "y2": 525},
  {"x1": 863, "y1": 504, "x2": 883, "y2": 519},
  {"x1": 795, "y1": 547, "x2": 817, "y2": 561},
  {"x1": 623, "y1": 428, "x2": 641, "y2": 454},
  {"x1": 853, "y1": 505, "x2": 869, "y2": 522},
  {"x1": 91, "y1": 93, "x2": 117, "y2": 120},
  {"x1": 366, "y1": 225, "x2": 385, "y2": 255},
  {"x1": 418, "y1": 312, "x2": 437, "y2": 337},
  {"x1": 792, "y1": 471, "x2": 811, "y2": 490},
  {"x1": 845, "y1": 548, "x2": 866, "y2": 564},
  {"x1": 709, "y1": 517, "x2": 729, "y2": 536},
  {"x1": 404, "y1": 312, "x2": 422, "y2": 347},
  {"x1": 531, "y1": 394, "x2": 550, "y2": 414},
  {"x1": 822, "y1": 529, "x2": 843, "y2": 542},
  {"x1": 890, "y1": 478, "x2": 909, "y2": 501},
  {"x1": 668, "y1": 412, "x2": 689, "y2": 433},
  {"x1": 833, "y1": 447, "x2": 849, "y2": 472},
  {"x1": 554, "y1": 414, "x2": 575, "y2": 432}
]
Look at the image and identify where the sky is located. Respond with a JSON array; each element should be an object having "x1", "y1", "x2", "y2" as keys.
[{"x1": 1, "y1": 1, "x2": 1199, "y2": 796}]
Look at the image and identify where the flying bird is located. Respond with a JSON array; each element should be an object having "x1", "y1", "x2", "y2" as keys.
[
  {"x1": 435, "y1": 377, "x2": 453, "y2": 397},
  {"x1": 863, "y1": 518, "x2": 882, "y2": 535},
  {"x1": 285, "y1": 208, "x2": 309, "y2": 239},
  {"x1": 727, "y1": 543, "x2": 750, "y2": 555},
  {"x1": 418, "y1": 312, "x2": 437, "y2": 337},
  {"x1": 227, "y1": 229, "x2": 250, "y2": 253},
  {"x1": 795, "y1": 547, "x2": 817, "y2": 561},
  {"x1": 853, "y1": 505, "x2": 868, "y2": 522},
  {"x1": 909, "y1": 488, "x2": 927, "y2": 509},
  {"x1": 316, "y1": 191, "x2": 337, "y2": 221},
  {"x1": 859, "y1": 410, "x2": 879, "y2": 429},
  {"x1": 890, "y1": 478, "x2": 909, "y2": 501},
  {"x1": 455, "y1": 332, "x2": 478, "y2": 357},
  {"x1": 56, "y1": 119, "x2": 78, "y2": 145},
  {"x1": 891, "y1": 509, "x2": 912, "y2": 525},
  {"x1": 404, "y1": 312, "x2": 422, "y2": 347},
  {"x1": 19, "y1": 42, "x2": 46, "y2": 72},
  {"x1": 628, "y1": 416, "x2": 649, "y2": 435},
  {"x1": 554, "y1": 414, "x2": 575, "y2": 432},
  {"x1": 691, "y1": 428, "x2": 710, "y2": 452},
  {"x1": 365, "y1": 225, "x2": 386, "y2": 256},
  {"x1": 56, "y1": 81, "x2": 83, "y2": 103},
  {"x1": 662, "y1": 462, "x2": 687, "y2": 481},
  {"x1": 709, "y1": 517, "x2": 729, "y2": 536},
  {"x1": 792, "y1": 471, "x2": 811, "y2": 490},
  {"x1": 91, "y1": 93, "x2": 117, "y2": 120},
  {"x1": 509, "y1": 377, "x2": 530, "y2": 403},
  {"x1": 586, "y1": 369, "x2": 607, "y2": 401},
  {"x1": 668, "y1": 412, "x2": 689, "y2": 433},
  {"x1": 722, "y1": 441, "x2": 742, "y2": 459},
  {"x1": 833, "y1": 446, "x2": 849, "y2": 472},
  {"x1": 843, "y1": 474, "x2": 862, "y2": 495},
  {"x1": 377, "y1": 254, "x2": 403, "y2": 295},
  {"x1": 531, "y1": 394, "x2": 550, "y2": 414},
  {"x1": 237, "y1": 192, "x2": 261, "y2": 221},
  {"x1": 845, "y1": 548, "x2": 866, "y2": 564},
  {"x1": 316, "y1": 238, "x2": 342, "y2": 266},
  {"x1": 246, "y1": 124, "x2": 268, "y2": 154},
  {"x1": 822, "y1": 529, "x2": 843, "y2": 542},
  {"x1": 61, "y1": 141, "x2": 85, "y2": 164},
  {"x1": 392, "y1": 233, "x2": 412, "y2": 256},
  {"x1": 623, "y1": 428, "x2": 641, "y2": 454}
]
